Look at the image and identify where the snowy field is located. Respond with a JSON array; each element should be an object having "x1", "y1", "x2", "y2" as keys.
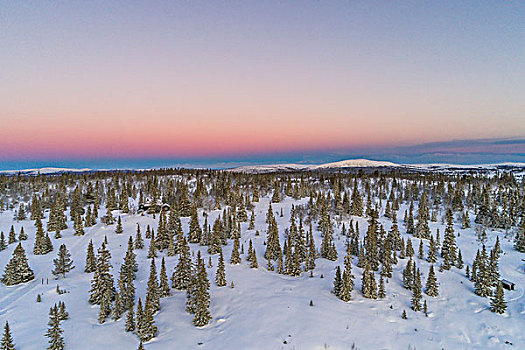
[{"x1": 1, "y1": 196, "x2": 524, "y2": 350}]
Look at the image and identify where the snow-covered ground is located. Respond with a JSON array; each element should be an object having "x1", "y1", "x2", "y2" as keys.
[{"x1": 1, "y1": 196, "x2": 524, "y2": 349}]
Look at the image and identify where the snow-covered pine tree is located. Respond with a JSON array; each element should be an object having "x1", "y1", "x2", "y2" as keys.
[
  {"x1": 333, "y1": 266, "x2": 342, "y2": 297},
  {"x1": 8, "y1": 226, "x2": 16, "y2": 245},
  {"x1": 0, "y1": 232, "x2": 6, "y2": 252},
  {"x1": 490, "y1": 281, "x2": 507, "y2": 314},
  {"x1": 2, "y1": 243, "x2": 34, "y2": 286},
  {"x1": 145, "y1": 258, "x2": 160, "y2": 313},
  {"x1": 172, "y1": 235, "x2": 192, "y2": 290},
  {"x1": 1, "y1": 321, "x2": 15, "y2": 350},
  {"x1": 230, "y1": 237, "x2": 241, "y2": 264},
  {"x1": 425, "y1": 264, "x2": 438, "y2": 297},
  {"x1": 45, "y1": 304, "x2": 64, "y2": 350},
  {"x1": 85, "y1": 240, "x2": 96, "y2": 273},
  {"x1": 115, "y1": 216, "x2": 123, "y2": 234},
  {"x1": 159, "y1": 257, "x2": 170, "y2": 298},
  {"x1": 135, "y1": 224, "x2": 144, "y2": 249},
  {"x1": 411, "y1": 269, "x2": 422, "y2": 311},
  {"x1": 147, "y1": 229, "x2": 157, "y2": 259},
  {"x1": 125, "y1": 307, "x2": 135, "y2": 332},
  {"x1": 52, "y1": 244, "x2": 75, "y2": 278},
  {"x1": 378, "y1": 275, "x2": 386, "y2": 299},
  {"x1": 215, "y1": 248, "x2": 227, "y2": 287},
  {"x1": 193, "y1": 252, "x2": 212, "y2": 327},
  {"x1": 89, "y1": 243, "x2": 115, "y2": 304},
  {"x1": 188, "y1": 206, "x2": 202, "y2": 244},
  {"x1": 18, "y1": 226, "x2": 27, "y2": 241}
]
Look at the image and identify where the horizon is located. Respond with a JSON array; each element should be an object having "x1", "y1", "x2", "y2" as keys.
[{"x1": 1, "y1": 1, "x2": 524, "y2": 166}]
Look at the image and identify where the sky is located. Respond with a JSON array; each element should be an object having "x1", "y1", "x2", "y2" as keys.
[{"x1": 1, "y1": 1, "x2": 524, "y2": 170}]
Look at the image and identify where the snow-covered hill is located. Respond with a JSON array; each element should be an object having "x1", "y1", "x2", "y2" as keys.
[
  {"x1": 0, "y1": 168, "x2": 91, "y2": 176},
  {"x1": 310, "y1": 159, "x2": 399, "y2": 170}
]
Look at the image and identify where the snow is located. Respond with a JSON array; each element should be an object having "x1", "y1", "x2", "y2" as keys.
[
  {"x1": 310, "y1": 159, "x2": 399, "y2": 169},
  {"x1": 1, "y1": 196, "x2": 525, "y2": 349},
  {"x1": 0, "y1": 168, "x2": 91, "y2": 175}
]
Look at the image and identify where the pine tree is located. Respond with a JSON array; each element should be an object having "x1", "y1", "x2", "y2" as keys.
[
  {"x1": 147, "y1": 229, "x2": 157, "y2": 259},
  {"x1": 145, "y1": 258, "x2": 160, "y2": 313},
  {"x1": 98, "y1": 287, "x2": 112, "y2": 323},
  {"x1": 125, "y1": 307, "x2": 135, "y2": 332},
  {"x1": 8, "y1": 226, "x2": 16, "y2": 245},
  {"x1": 18, "y1": 227, "x2": 27, "y2": 241},
  {"x1": 89, "y1": 243, "x2": 115, "y2": 304},
  {"x1": 172, "y1": 235, "x2": 192, "y2": 290},
  {"x1": 333, "y1": 266, "x2": 342, "y2": 297},
  {"x1": 85, "y1": 240, "x2": 96, "y2": 273},
  {"x1": 425, "y1": 265, "x2": 439, "y2": 297},
  {"x1": 402, "y1": 258, "x2": 413, "y2": 290},
  {"x1": 58, "y1": 301, "x2": 69, "y2": 321},
  {"x1": 441, "y1": 209, "x2": 457, "y2": 269},
  {"x1": 0, "y1": 321, "x2": 15, "y2": 350},
  {"x1": 193, "y1": 252, "x2": 212, "y2": 327},
  {"x1": 115, "y1": 216, "x2": 123, "y2": 234},
  {"x1": 112, "y1": 291, "x2": 123, "y2": 321},
  {"x1": 378, "y1": 275, "x2": 386, "y2": 299},
  {"x1": 490, "y1": 282, "x2": 507, "y2": 314},
  {"x1": 34, "y1": 217, "x2": 52, "y2": 255},
  {"x1": 230, "y1": 237, "x2": 241, "y2": 264},
  {"x1": 159, "y1": 257, "x2": 170, "y2": 298},
  {"x1": 45, "y1": 304, "x2": 64, "y2": 350},
  {"x1": 73, "y1": 213, "x2": 85, "y2": 236},
  {"x1": 0, "y1": 232, "x2": 6, "y2": 252},
  {"x1": 2, "y1": 243, "x2": 34, "y2": 285},
  {"x1": 215, "y1": 248, "x2": 227, "y2": 287},
  {"x1": 411, "y1": 269, "x2": 422, "y2": 311},
  {"x1": 427, "y1": 235, "x2": 437, "y2": 263},
  {"x1": 250, "y1": 248, "x2": 258, "y2": 268},
  {"x1": 188, "y1": 206, "x2": 202, "y2": 244},
  {"x1": 474, "y1": 245, "x2": 492, "y2": 297},
  {"x1": 135, "y1": 224, "x2": 144, "y2": 249},
  {"x1": 52, "y1": 244, "x2": 75, "y2": 278}
]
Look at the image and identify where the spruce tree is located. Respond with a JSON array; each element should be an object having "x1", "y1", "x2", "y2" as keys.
[
  {"x1": 490, "y1": 282, "x2": 507, "y2": 314},
  {"x1": 0, "y1": 321, "x2": 15, "y2": 350},
  {"x1": 215, "y1": 248, "x2": 227, "y2": 287},
  {"x1": 378, "y1": 275, "x2": 386, "y2": 299},
  {"x1": 52, "y1": 244, "x2": 75, "y2": 278},
  {"x1": 159, "y1": 257, "x2": 170, "y2": 298},
  {"x1": 89, "y1": 243, "x2": 115, "y2": 304},
  {"x1": 8, "y1": 226, "x2": 16, "y2": 245},
  {"x1": 125, "y1": 307, "x2": 135, "y2": 332},
  {"x1": 145, "y1": 258, "x2": 160, "y2": 313},
  {"x1": 193, "y1": 252, "x2": 212, "y2": 327},
  {"x1": 34, "y1": 217, "x2": 52, "y2": 255},
  {"x1": 230, "y1": 237, "x2": 241, "y2": 264},
  {"x1": 135, "y1": 224, "x2": 144, "y2": 249},
  {"x1": 85, "y1": 240, "x2": 96, "y2": 273},
  {"x1": 2, "y1": 243, "x2": 34, "y2": 285},
  {"x1": 18, "y1": 227, "x2": 27, "y2": 241},
  {"x1": 425, "y1": 265, "x2": 439, "y2": 297},
  {"x1": 115, "y1": 216, "x2": 123, "y2": 234},
  {"x1": 333, "y1": 266, "x2": 342, "y2": 297},
  {"x1": 0, "y1": 232, "x2": 6, "y2": 252},
  {"x1": 172, "y1": 235, "x2": 192, "y2": 290},
  {"x1": 411, "y1": 269, "x2": 422, "y2": 311},
  {"x1": 45, "y1": 304, "x2": 64, "y2": 350}
]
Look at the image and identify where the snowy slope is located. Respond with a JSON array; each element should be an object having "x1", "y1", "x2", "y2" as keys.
[
  {"x1": 310, "y1": 159, "x2": 399, "y2": 170},
  {"x1": 0, "y1": 168, "x2": 91, "y2": 176},
  {"x1": 1, "y1": 195, "x2": 524, "y2": 349}
]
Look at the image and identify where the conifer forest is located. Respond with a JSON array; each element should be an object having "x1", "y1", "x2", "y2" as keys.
[{"x1": 0, "y1": 166, "x2": 524, "y2": 349}]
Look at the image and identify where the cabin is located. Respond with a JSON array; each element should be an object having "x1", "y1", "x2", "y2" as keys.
[
  {"x1": 501, "y1": 279, "x2": 515, "y2": 291},
  {"x1": 138, "y1": 201, "x2": 170, "y2": 213}
]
